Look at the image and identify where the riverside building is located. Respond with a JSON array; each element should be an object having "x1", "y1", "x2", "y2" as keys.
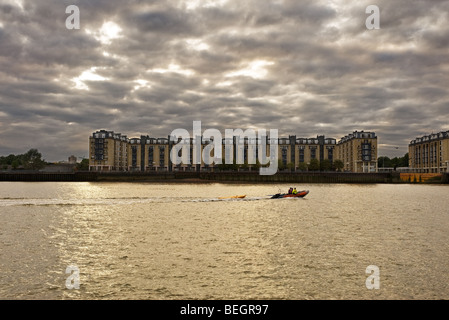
[
  {"x1": 88, "y1": 129, "x2": 378, "y2": 173},
  {"x1": 409, "y1": 131, "x2": 449, "y2": 173},
  {"x1": 336, "y1": 131, "x2": 378, "y2": 173}
]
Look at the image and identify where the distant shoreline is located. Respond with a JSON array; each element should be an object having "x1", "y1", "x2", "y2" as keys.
[{"x1": 1, "y1": 171, "x2": 447, "y2": 184}]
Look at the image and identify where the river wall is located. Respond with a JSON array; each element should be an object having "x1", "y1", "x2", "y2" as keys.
[{"x1": 1, "y1": 171, "x2": 448, "y2": 183}]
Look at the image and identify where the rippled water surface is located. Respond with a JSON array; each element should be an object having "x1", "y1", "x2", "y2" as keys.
[{"x1": 0, "y1": 182, "x2": 448, "y2": 299}]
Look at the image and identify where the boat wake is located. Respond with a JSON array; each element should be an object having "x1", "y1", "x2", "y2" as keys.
[
  {"x1": 189, "y1": 196, "x2": 269, "y2": 203},
  {"x1": 0, "y1": 196, "x2": 273, "y2": 207},
  {"x1": 0, "y1": 194, "x2": 308, "y2": 207}
]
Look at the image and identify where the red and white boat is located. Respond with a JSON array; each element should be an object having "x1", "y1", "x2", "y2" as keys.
[{"x1": 270, "y1": 190, "x2": 309, "y2": 199}]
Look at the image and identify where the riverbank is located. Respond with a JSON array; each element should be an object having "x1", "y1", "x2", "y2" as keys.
[{"x1": 1, "y1": 171, "x2": 448, "y2": 184}]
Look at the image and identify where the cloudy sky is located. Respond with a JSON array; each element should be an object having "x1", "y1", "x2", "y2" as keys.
[{"x1": 0, "y1": 0, "x2": 448, "y2": 161}]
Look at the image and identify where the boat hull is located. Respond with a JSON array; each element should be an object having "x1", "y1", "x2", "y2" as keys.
[{"x1": 271, "y1": 190, "x2": 309, "y2": 199}]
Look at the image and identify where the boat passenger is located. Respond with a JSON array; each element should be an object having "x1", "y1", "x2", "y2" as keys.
[
  {"x1": 292, "y1": 188, "x2": 297, "y2": 195},
  {"x1": 288, "y1": 187, "x2": 293, "y2": 194}
]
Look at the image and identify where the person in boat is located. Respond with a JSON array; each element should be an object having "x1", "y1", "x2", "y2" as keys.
[
  {"x1": 292, "y1": 188, "x2": 297, "y2": 195},
  {"x1": 288, "y1": 187, "x2": 293, "y2": 194}
]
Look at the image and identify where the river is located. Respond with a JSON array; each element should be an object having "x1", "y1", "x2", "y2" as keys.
[{"x1": 0, "y1": 182, "x2": 448, "y2": 299}]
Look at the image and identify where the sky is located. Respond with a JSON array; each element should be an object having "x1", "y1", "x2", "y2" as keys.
[{"x1": 0, "y1": 0, "x2": 448, "y2": 161}]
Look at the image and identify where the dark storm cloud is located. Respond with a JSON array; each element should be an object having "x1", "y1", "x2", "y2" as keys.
[
  {"x1": 128, "y1": 10, "x2": 195, "y2": 35},
  {"x1": 0, "y1": 0, "x2": 448, "y2": 160}
]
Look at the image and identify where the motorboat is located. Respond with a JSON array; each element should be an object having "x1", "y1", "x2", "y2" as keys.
[{"x1": 270, "y1": 190, "x2": 309, "y2": 199}]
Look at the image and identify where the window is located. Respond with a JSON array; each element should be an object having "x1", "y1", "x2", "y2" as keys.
[
  {"x1": 328, "y1": 148, "x2": 333, "y2": 161},
  {"x1": 282, "y1": 147, "x2": 288, "y2": 166},
  {"x1": 159, "y1": 146, "x2": 165, "y2": 167},
  {"x1": 131, "y1": 146, "x2": 138, "y2": 167},
  {"x1": 361, "y1": 143, "x2": 371, "y2": 161},
  {"x1": 148, "y1": 146, "x2": 154, "y2": 166},
  {"x1": 299, "y1": 147, "x2": 305, "y2": 163}
]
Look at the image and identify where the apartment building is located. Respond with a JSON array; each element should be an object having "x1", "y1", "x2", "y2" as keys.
[
  {"x1": 89, "y1": 129, "x2": 378, "y2": 173},
  {"x1": 336, "y1": 131, "x2": 378, "y2": 173},
  {"x1": 409, "y1": 131, "x2": 449, "y2": 173}
]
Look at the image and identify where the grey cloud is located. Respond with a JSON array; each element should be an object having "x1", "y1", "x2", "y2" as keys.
[{"x1": 0, "y1": 0, "x2": 448, "y2": 160}]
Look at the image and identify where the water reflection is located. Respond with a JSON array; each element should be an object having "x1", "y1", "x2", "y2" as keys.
[{"x1": 0, "y1": 182, "x2": 448, "y2": 299}]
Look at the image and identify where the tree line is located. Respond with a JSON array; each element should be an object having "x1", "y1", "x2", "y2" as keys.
[
  {"x1": 0, "y1": 149, "x2": 47, "y2": 170},
  {"x1": 217, "y1": 152, "x2": 410, "y2": 172},
  {"x1": 377, "y1": 153, "x2": 409, "y2": 169},
  {"x1": 216, "y1": 159, "x2": 345, "y2": 172},
  {"x1": 278, "y1": 159, "x2": 345, "y2": 172}
]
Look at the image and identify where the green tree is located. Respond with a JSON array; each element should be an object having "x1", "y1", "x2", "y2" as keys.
[
  {"x1": 11, "y1": 159, "x2": 19, "y2": 170},
  {"x1": 333, "y1": 159, "x2": 344, "y2": 172},
  {"x1": 308, "y1": 159, "x2": 320, "y2": 171},
  {"x1": 76, "y1": 158, "x2": 89, "y2": 171},
  {"x1": 286, "y1": 162, "x2": 295, "y2": 172},
  {"x1": 378, "y1": 153, "x2": 409, "y2": 169},
  {"x1": 5, "y1": 154, "x2": 18, "y2": 165},
  {"x1": 297, "y1": 162, "x2": 308, "y2": 171},
  {"x1": 23, "y1": 149, "x2": 46, "y2": 170},
  {"x1": 378, "y1": 156, "x2": 392, "y2": 168},
  {"x1": 278, "y1": 159, "x2": 286, "y2": 171},
  {"x1": 401, "y1": 153, "x2": 409, "y2": 167},
  {"x1": 320, "y1": 159, "x2": 331, "y2": 171}
]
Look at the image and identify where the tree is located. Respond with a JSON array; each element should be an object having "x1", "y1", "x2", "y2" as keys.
[
  {"x1": 76, "y1": 158, "x2": 89, "y2": 171},
  {"x1": 320, "y1": 159, "x2": 332, "y2": 171},
  {"x1": 11, "y1": 159, "x2": 19, "y2": 170},
  {"x1": 401, "y1": 153, "x2": 409, "y2": 167},
  {"x1": 333, "y1": 159, "x2": 344, "y2": 172},
  {"x1": 278, "y1": 159, "x2": 286, "y2": 171},
  {"x1": 5, "y1": 154, "x2": 18, "y2": 165},
  {"x1": 297, "y1": 162, "x2": 308, "y2": 171},
  {"x1": 23, "y1": 149, "x2": 46, "y2": 171},
  {"x1": 308, "y1": 159, "x2": 320, "y2": 171},
  {"x1": 378, "y1": 156, "x2": 392, "y2": 168},
  {"x1": 378, "y1": 153, "x2": 409, "y2": 169},
  {"x1": 217, "y1": 163, "x2": 239, "y2": 171},
  {"x1": 286, "y1": 162, "x2": 295, "y2": 172}
]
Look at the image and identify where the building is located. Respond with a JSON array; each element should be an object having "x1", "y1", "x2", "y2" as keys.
[
  {"x1": 278, "y1": 135, "x2": 337, "y2": 169},
  {"x1": 128, "y1": 136, "x2": 171, "y2": 172},
  {"x1": 336, "y1": 131, "x2": 378, "y2": 173},
  {"x1": 409, "y1": 131, "x2": 449, "y2": 173},
  {"x1": 68, "y1": 155, "x2": 77, "y2": 164},
  {"x1": 89, "y1": 130, "x2": 128, "y2": 171},
  {"x1": 89, "y1": 129, "x2": 378, "y2": 173}
]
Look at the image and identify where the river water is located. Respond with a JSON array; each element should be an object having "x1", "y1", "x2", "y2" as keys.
[{"x1": 0, "y1": 182, "x2": 448, "y2": 300}]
